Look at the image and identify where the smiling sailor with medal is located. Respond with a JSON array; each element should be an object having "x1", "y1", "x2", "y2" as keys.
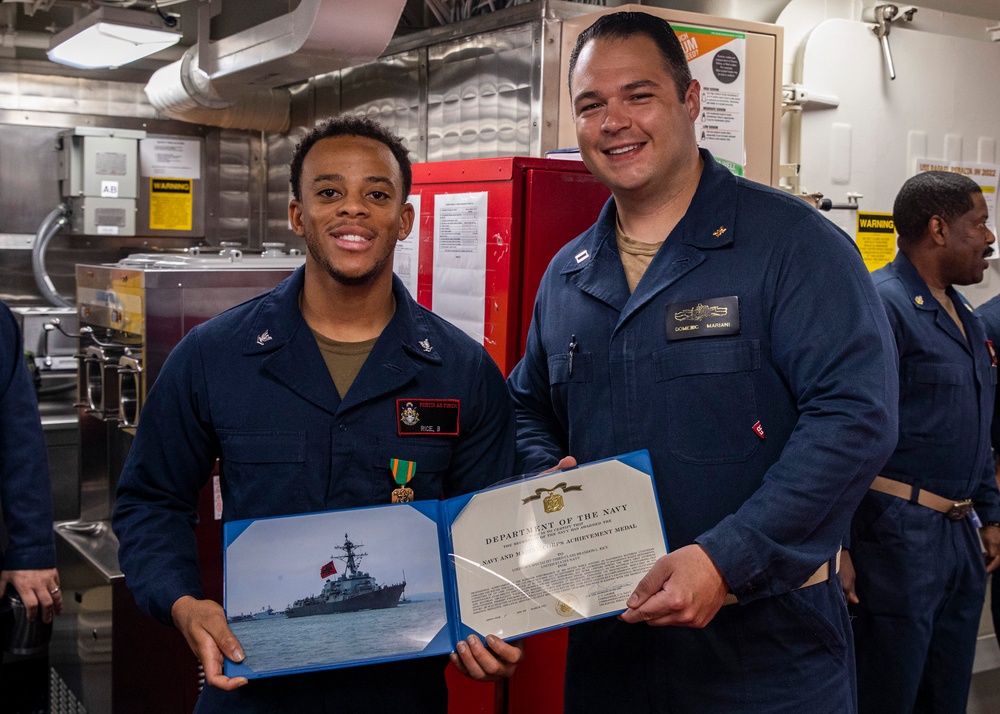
[{"x1": 113, "y1": 115, "x2": 520, "y2": 713}]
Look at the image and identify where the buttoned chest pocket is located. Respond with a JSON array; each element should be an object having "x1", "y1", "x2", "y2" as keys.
[
  {"x1": 370, "y1": 441, "x2": 453, "y2": 505},
  {"x1": 654, "y1": 340, "x2": 761, "y2": 464},
  {"x1": 899, "y1": 363, "x2": 963, "y2": 444},
  {"x1": 218, "y1": 430, "x2": 307, "y2": 517}
]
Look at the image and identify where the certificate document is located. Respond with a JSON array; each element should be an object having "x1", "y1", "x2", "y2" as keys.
[
  {"x1": 447, "y1": 452, "x2": 668, "y2": 639},
  {"x1": 223, "y1": 450, "x2": 666, "y2": 679}
]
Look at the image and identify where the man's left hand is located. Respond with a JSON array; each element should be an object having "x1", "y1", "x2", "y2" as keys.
[
  {"x1": 618, "y1": 544, "x2": 729, "y2": 628},
  {"x1": 980, "y1": 524, "x2": 1000, "y2": 573},
  {"x1": 450, "y1": 635, "x2": 523, "y2": 682}
]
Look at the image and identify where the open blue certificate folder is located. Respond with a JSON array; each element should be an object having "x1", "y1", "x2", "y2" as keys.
[{"x1": 223, "y1": 450, "x2": 667, "y2": 679}]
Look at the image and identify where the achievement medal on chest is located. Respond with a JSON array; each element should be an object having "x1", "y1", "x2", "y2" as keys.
[{"x1": 390, "y1": 458, "x2": 416, "y2": 503}]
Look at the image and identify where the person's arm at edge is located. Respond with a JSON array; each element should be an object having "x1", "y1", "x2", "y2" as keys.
[
  {"x1": 975, "y1": 457, "x2": 1000, "y2": 573},
  {"x1": 0, "y1": 304, "x2": 61, "y2": 622}
]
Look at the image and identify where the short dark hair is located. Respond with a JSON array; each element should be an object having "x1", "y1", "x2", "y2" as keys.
[
  {"x1": 289, "y1": 114, "x2": 412, "y2": 202},
  {"x1": 568, "y1": 11, "x2": 693, "y2": 102},
  {"x1": 893, "y1": 171, "x2": 982, "y2": 244}
]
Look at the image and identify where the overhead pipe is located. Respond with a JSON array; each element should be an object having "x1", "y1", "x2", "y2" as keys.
[{"x1": 143, "y1": 0, "x2": 406, "y2": 132}]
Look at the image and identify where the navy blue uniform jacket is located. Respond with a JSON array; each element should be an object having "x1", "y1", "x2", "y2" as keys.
[
  {"x1": 113, "y1": 268, "x2": 515, "y2": 712},
  {"x1": 509, "y1": 151, "x2": 898, "y2": 604},
  {"x1": 871, "y1": 252, "x2": 999, "y2": 520},
  {"x1": 0, "y1": 302, "x2": 56, "y2": 573}
]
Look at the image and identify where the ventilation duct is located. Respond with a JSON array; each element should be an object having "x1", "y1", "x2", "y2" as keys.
[{"x1": 144, "y1": 0, "x2": 406, "y2": 132}]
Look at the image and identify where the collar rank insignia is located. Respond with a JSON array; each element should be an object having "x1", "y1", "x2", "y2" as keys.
[
  {"x1": 914, "y1": 295, "x2": 924, "y2": 306},
  {"x1": 574, "y1": 249, "x2": 590, "y2": 264},
  {"x1": 713, "y1": 226, "x2": 727, "y2": 238},
  {"x1": 419, "y1": 338, "x2": 432, "y2": 353},
  {"x1": 256, "y1": 329, "x2": 272, "y2": 345}
]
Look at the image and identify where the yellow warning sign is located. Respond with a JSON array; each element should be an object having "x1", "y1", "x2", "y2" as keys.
[
  {"x1": 856, "y1": 212, "x2": 896, "y2": 272},
  {"x1": 149, "y1": 177, "x2": 193, "y2": 231}
]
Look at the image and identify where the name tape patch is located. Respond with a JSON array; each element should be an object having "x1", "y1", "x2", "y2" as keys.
[
  {"x1": 397, "y1": 398, "x2": 460, "y2": 436},
  {"x1": 666, "y1": 296, "x2": 740, "y2": 341}
]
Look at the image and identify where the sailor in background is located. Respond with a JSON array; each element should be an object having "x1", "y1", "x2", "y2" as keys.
[
  {"x1": 507, "y1": 11, "x2": 898, "y2": 713},
  {"x1": 843, "y1": 171, "x2": 1000, "y2": 713},
  {"x1": 113, "y1": 115, "x2": 520, "y2": 712}
]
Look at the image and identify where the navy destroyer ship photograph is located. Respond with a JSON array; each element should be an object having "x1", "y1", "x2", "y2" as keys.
[
  {"x1": 285, "y1": 533, "x2": 407, "y2": 618},
  {"x1": 223, "y1": 504, "x2": 448, "y2": 677}
]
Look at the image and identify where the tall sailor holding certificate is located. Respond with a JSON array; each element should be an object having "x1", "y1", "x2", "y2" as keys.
[
  {"x1": 506, "y1": 11, "x2": 899, "y2": 714},
  {"x1": 112, "y1": 115, "x2": 520, "y2": 713}
]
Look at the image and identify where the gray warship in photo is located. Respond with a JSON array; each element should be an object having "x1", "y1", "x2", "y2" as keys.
[
  {"x1": 228, "y1": 605, "x2": 285, "y2": 623},
  {"x1": 285, "y1": 534, "x2": 406, "y2": 618}
]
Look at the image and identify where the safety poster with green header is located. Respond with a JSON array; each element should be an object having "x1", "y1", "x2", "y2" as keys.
[{"x1": 674, "y1": 25, "x2": 747, "y2": 176}]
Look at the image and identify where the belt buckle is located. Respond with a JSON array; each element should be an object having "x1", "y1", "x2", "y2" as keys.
[{"x1": 946, "y1": 500, "x2": 974, "y2": 521}]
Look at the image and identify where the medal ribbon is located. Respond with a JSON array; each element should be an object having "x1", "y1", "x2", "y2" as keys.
[{"x1": 390, "y1": 458, "x2": 416, "y2": 486}]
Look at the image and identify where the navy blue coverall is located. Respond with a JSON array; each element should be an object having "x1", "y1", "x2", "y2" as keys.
[
  {"x1": 0, "y1": 301, "x2": 56, "y2": 578},
  {"x1": 507, "y1": 152, "x2": 899, "y2": 713},
  {"x1": 113, "y1": 268, "x2": 516, "y2": 713},
  {"x1": 852, "y1": 252, "x2": 1000, "y2": 714}
]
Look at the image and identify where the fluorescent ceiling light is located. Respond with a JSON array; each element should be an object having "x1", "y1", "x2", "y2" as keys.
[{"x1": 47, "y1": 7, "x2": 181, "y2": 70}]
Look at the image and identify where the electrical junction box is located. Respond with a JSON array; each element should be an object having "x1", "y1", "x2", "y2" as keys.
[
  {"x1": 58, "y1": 127, "x2": 146, "y2": 236},
  {"x1": 69, "y1": 196, "x2": 135, "y2": 236},
  {"x1": 58, "y1": 127, "x2": 146, "y2": 199}
]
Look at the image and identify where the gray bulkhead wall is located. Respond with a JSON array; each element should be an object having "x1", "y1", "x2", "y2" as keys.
[
  {"x1": 280, "y1": 12, "x2": 571, "y2": 161},
  {"x1": 0, "y1": 71, "x2": 296, "y2": 304}
]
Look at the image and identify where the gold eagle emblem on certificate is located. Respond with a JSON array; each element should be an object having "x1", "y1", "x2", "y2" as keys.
[{"x1": 522, "y1": 482, "x2": 583, "y2": 510}]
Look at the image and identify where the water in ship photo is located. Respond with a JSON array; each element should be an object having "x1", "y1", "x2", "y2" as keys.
[{"x1": 285, "y1": 533, "x2": 406, "y2": 618}]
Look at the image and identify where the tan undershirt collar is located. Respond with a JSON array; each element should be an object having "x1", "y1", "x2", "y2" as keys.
[{"x1": 615, "y1": 216, "x2": 663, "y2": 293}]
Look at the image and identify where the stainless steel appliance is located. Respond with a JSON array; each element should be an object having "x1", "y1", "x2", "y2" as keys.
[
  {"x1": 53, "y1": 249, "x2": 303, "y2": 714},
  {"x1": 9, "y1": 307, "x2": 81, "y2": 521}
]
